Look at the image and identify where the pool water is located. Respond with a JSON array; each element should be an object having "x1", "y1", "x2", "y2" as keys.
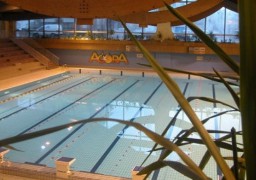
[{"x1": 0, "y1": 72, "x2": 241, "y2": 179}]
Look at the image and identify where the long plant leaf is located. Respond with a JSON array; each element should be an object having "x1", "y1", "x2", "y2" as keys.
[
  {"x1": 240, "y1": 0, "x2": 256, "y2": 177},
  {"x1": 213, "y1": 69, "x2": 240, "y2": 109},
  {"x1": 173, "y1": 110, "x2": 237, "y2": 144},
  {"x1": 143, "y1": 109, "x2": 237, "y2": 175},
  {"x1": 138, "y1": 160, "x2": 208, "y2": 180},
  {"x1": 0, "y1": 117, "x2": 209, "y2": 179},
  {"x1": 141, "y1": 95, "x2": 226, "y2": 168},
  {"x1": 224, "y1": 157, "x2": 245, "y2": 164},
  {"x1": 173, "y1": 110, "x2": 237, "y2": 142},
  {"x1": 206, "y1": 130, "x2": 232, "y2": 134},
  {"x1": 4, "y1": 145, "x2": 23, "y2": 152},
  {"x1": 120, "y1": 19, "x2": 235, "y2": 180},
  {"x1": 163, "y1": 2, "x2": 239, "y2": 75},
  {"x1": 138, "y1": 63, "x2": 239, "y2": 86},
  {"x1": 199, "y1": 150, "x2": 211, "y2": 170},
  {"x1": 161, "y1": 110, "x2": 237, "y2": 165},
  {"x1": 187, "y1": 96, "x2": 239, "y2": 110},
  {"x1": 180, "y1": 138, "x2": 243, "y2": 152},
  {"x1": 186, "y1": 130, "x2": 242, "y2": 170},
  {"x1": 216, "y1": 132, "x2": 243, "y2": 143},
  {"x1": 141, "y1": 107, "x2": 183, "y2": 166},
  {"x1": 141, "y1": 110, "x2": 238, "y2": 177}
]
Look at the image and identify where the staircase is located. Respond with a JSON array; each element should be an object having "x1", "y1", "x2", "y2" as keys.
[
  {"x1": 0, "y1": 38, "x2": 59, "y2": 80},
  {"x1": 11, "y1": 38, "x2": 59, "y2": 69}
]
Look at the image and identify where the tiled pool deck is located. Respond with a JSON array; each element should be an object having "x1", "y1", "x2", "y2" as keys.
[{"x1": 0, "y1": 161, "x2": 130, "y2": 180}]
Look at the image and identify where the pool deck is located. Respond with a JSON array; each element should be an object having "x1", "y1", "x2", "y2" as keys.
[
  {"x1": 0, "y1": 68, "x2": 67, "y2": 92},
  {"x1": 0, "y1": 66, "x2": 192, "y2": 92},
  {"x1": 0, "y1": 161, "x2": 130, "y2": 180}
]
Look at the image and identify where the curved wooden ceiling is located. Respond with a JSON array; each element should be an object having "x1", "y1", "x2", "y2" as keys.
[
  {"x1": 0, "y1": 0, "x2": 236, "y2": 25},
  {"x1": 119, "y1": 0, "x2": 224, "y2": 26},
  {"x1": 0, "y1": 0, "x2": 178, "y2": 18}
]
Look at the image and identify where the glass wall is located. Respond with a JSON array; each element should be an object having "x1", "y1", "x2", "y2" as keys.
[
  {"x1": 206, "y1": 8, "x2": 225, "y2": 42},
  {"x1": 60, "y1": 18, "x2": 75, "y2": 38},
  {"x1": 16, "y1": 20, "x2": 29, "y2": 38},
  {"x1": 29, "y1": 19, "x2": 43, "y2": 37},
  {"x1": 14, "y1": 5, "x2": 239, "y2": 43},
  {"x1": 172, "y1": 7, "x2": 238, "y2": 43},
  {"x1": 225, "y1": 9, "x2": 239, "y2": 43}
]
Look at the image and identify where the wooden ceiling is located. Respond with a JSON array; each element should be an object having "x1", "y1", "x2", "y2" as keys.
[
  {"x1": 0, "y1": 0, "x2": 238, "y2": 24},
  {"x1": 0, "y1": 0, "x2": 177, "y2": 18},
  {"x1": 119, "y1": 0, "x2": 224, "y2": 26}
]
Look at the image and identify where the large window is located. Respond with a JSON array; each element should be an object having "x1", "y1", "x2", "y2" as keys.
[
  {"x1": 60, "y1": 18, "x2": 75, "y2": 38},
  {"x1": 206, "y1": 7, "x2": 225, "y2": 42},
  {"x1": 16, "y1": 20, "x2": 29, "y2": 38},
  {"x1": 14, "y1": 6, "x2": 239, "y2": 43},
  {"x1": 225, "y1": 9, "x2": 239, "y2": 43},
  {"x1": 172, "y1": 7, "x2": 239, "y2": 43},
  {"x1": 29, "y1": 19, "x2": 43, "y2": 37}
]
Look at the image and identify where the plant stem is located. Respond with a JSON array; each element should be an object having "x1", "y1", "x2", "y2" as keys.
[{"x1": 239, "y1": 0, "x2": 256, "y2": 179}]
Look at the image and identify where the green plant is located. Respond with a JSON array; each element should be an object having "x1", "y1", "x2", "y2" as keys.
[
  {"x1": 161, "y1": 2, "x2": 256, "y2": 179},
  {"x1": 239, "y1": 1, "x2": 256, "y2": 180},
  {"x1": 119, "y1": 2, "x2": 244, "y2": 179},
  {"x1": 0, "y1": 1, "x2": 254, "y2": 180},
  {"x1": 119, "y1": 13, "x2": 236, "y2": 179}
]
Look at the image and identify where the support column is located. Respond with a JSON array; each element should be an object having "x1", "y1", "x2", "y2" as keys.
[
  {"x1": 0, "y1": 20, "x2": 16, "y2": 38},
  {"x1": 152, "y1": 7, "x2": 174, "y2": 41}
]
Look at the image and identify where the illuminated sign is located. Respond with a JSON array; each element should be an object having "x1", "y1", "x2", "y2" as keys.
[{"x1": 89, "y1": 52, "x2": 128, "y2": 64}]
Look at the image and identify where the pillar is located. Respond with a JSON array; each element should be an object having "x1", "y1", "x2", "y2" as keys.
[
  {"x1": 0, "y1": 20, "x2": 16, "y2": 38},
  {"x1": 152, "y1": 7, "x2": 174, "y2": 41}
]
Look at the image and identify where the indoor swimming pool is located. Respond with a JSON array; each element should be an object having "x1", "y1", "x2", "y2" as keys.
[{"x1": 0, "y1": 70, "x2": 241, "y2": 179}]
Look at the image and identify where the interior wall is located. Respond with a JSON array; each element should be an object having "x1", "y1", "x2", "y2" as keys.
[{"x1": 51, "y1": 49, "x2": 240, "y2": 73}]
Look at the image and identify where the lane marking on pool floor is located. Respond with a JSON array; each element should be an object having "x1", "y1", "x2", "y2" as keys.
[{"x1": 34, "y1": 80, "x2": 140, "y2": 164}]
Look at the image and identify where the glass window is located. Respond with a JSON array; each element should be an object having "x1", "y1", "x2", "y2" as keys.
[
  {"x1": 172, "y1": 25, "x2": 186, "y2": 41},
  {"x1": 16, "y1": 20, "x2": 29, "y2": 38},
  {"x1": 91, "y1": 18, "x2": 107, "y2": 40},
  {"x1": 206, "y1": 7, "x2": 225, "y2": 42},
  {"x1": 44, "y1": 18, "x2": 61, "y2": 38},
  {"x1": 75, "y1": 22, "x2": 91, "y2": 40},
  {"x1": 143, "y1": 25, "x2": 157, "y2": 40},
  {"x1": 126, "y1": 23, "x2": 142, "y2": 40},
  {"x1": 108, "y1": 20, "x2": 124, "y2": 40},
  {"x1": 13, "y1": 2, "x2": 239, "y2": 43},
  {"x1": 187, "y1": 19, "x2": 206, "y2": 42},
  {"x1": 60, "y1": 18, "x2": 75, "y2": 39},
  {"x1": 225, "y1": 9, "x2": 239, "y2": 43},
  {"x1": 30, "y1": 19, "x2": 43, "y2": 38}
]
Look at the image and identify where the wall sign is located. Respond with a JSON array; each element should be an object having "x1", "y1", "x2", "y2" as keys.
[
  {"x1": 188, "y1": 47, "x2": 206, "y2": 54},
  {"x1": 89, "y1": 52, "x2": 128, "y2": 64}
]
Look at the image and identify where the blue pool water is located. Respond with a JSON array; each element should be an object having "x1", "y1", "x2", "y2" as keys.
[{"x1": 0, "y1": 71, "x2": 241, "y2": 179}]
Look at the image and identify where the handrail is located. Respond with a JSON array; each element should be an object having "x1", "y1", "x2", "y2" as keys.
[
  {"x1": 23, "y1": 38, "x2": 59, "y2": 65},
  {"x1": 11, "y1": 38, "x2": 58, "y2": 69}
]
